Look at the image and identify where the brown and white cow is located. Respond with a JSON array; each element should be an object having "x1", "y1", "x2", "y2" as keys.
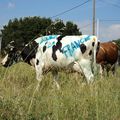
[{"x1": 96, "y1": 41, "x2": 118, "y2": 76}]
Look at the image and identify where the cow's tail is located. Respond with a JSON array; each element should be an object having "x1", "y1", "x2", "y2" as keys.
[{"x1": 92, "y1": 36, "x2": 99, "y2": 75}]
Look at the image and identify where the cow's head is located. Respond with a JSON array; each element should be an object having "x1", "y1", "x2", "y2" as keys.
[{"x1": 1, "y1": 41, "x2": 21, "y2": 67}]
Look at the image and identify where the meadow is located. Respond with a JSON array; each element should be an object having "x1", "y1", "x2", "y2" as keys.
[{"x1": 0, "y1": 62, "x2": 120, "y2": 120}]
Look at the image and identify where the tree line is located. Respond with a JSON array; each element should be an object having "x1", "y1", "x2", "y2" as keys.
[
  {"x1": 1, "y1": 16, "x2": 82, "y2": 53},
  {"x1": 1, "y1": 16, "x2": 120, "y2": 55}
]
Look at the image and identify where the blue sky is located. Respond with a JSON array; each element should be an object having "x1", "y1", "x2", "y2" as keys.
[{"x1": 0, "y1": 0, "x2": 120, "y2": 41}]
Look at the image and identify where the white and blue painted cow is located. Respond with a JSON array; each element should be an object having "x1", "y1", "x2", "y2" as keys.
[
  {"x1": 34, "y1": 35, "x2": 98, "y2": 88},
  {"x1": 1, "y1": 35, "x2": 98, "y2": 88}
]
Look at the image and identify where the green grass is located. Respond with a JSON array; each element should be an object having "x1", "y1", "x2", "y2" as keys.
[{"x1": 0, "y1": 62, "x2": 120, "y2": 120}]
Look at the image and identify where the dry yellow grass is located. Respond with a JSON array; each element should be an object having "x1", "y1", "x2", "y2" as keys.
[{"x1": 0, "y1": 62, "x2": 120, "y2": 119}]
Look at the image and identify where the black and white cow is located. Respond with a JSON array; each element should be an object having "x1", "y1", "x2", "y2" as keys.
[
  {"x1": 1, "y1": 40, "x2": 38, "y2": 67},
  {"x1": 1, "y1": 35, "x2": 98, "y2": 88}
]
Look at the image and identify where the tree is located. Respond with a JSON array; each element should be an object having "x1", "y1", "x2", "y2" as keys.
[
  {"x1": 63, "y1": 21, "x2": 82, "y2": 35},
  {"x1": 1, "y1": 16, "x2": 82, "y2": 53},
  {"x1": 1, "y1": 17, "x2": 52, "y2": 52},
  {"x1": 113, "y1": 38, "x2": 120, "y2": 48}
]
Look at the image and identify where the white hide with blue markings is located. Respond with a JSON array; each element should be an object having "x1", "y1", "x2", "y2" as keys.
[
  {"x1": 34, "y1": 35, "x2": 98, "y2": 86},
  {"x1": 35, "y1": 35, "x2": 92, "y2": 58}
]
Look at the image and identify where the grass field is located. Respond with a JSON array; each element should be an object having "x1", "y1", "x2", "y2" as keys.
[{"x1": 0, "y1": 62, "x2": 120, "y2": 120}]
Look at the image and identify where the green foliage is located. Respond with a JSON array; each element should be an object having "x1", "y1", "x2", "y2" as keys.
[
  {"x1": 1, "y1": 17, "x2": 52, "y2": 51},
  {"x1": 0, "y1": 63, "x2": 120, "y2": 119},
  {"x1": 112, "y1": 38, "x2": 120, "y2": 48},
  {"x1": 1, "y1": 17, "x2": 82, "y2": 53},
  {"x1": 64, "y1": 21, "x2": 82, "y2": 35}
]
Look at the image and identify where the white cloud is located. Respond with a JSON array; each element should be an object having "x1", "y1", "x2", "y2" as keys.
[
  {"x1": 75, "y1": 20, "x2": 120, "y2": 42},
  {"x1": 8, "y1": 2, "x2": 15, "y2": 8},
  {"x1": 109, "y1": 24, "x2": 120, "y2": 30},
  {"x1": 99, "y1": 24, "x2": 120, "y2": 41}
]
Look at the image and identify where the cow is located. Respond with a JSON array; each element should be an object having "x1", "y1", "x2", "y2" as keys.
[
  {"x1": 1, "y1": 35, "x2": 98, "y2": 89},
  {"x1": 96, "y1": 41, "x2": 118, "y2": 76},
  {"x1": 1, "y1": 40, "x2": 37, "y2": 67}
]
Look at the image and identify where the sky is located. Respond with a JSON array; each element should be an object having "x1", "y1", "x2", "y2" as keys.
[{"x1": 0, "y1": 0, "x2": 120, "y2": 42}]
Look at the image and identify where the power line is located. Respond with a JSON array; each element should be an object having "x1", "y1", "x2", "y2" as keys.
[
  {"x1": 50, "y1": 0, "x2": 91, "y2": 19},
  {"x1": 79, "y1": 19, "x2": 120, "y2": 30},
  {"x1": 99, "y1": 0, "x2": 120, "y2": 9},
  {"x1": 80, "y1": 21, "x2": 93, "y2": 29},
  {"x1": 99, "y1": 19, "x2": 120, "y2": 22},
  {"x1": 80, "y1": 23, "x2": 92, "y2": 29}
]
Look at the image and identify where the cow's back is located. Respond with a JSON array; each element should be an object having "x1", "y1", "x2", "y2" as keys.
[
  {"x1": 36, "y1": 35, "x2": 97, "y2": 67},
  {"x1": 97, "y1": 42, "x2": 118, "y2": 65}
]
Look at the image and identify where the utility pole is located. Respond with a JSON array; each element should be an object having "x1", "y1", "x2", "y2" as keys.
[
  {"x1": 96, "y1": 19, "x2": 99, "y2": 39},
  {"x1": 0, "y1": 38, "x2": 1, "y2": 52},
  {"x1": 93, "y1": 0, "x2": 96, "y2": 35}
]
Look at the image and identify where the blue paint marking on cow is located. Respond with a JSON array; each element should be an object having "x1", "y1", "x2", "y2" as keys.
[
  {"x1": 38, "y1": 35, "x2": 58, "y2": 44},
  {"x1": 62, "y1": 43, "x2": 76, "y2": 58},
  {"x1": 46, "y1": 41, "x2": 56, "y2": 48},
  {"x1": 62, "y1": 45, "x2": 72, "y2": 57},
  {"x1": 71, "y1": 42, "x2": 77, "y2": 51},
  {"x1": 36, "y1": 35, "x2": 92, "y2": 58},
  {"x1": 74, "y1": 40, "x2": 80, "y2": 48},
  {"x1": 62, "y1": 35, "x2": 91, "y2": 58}
]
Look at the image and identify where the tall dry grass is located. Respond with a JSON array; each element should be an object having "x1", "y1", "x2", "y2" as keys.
[{"x1": 0, "y1": 62, "x2": 120, "y2": 120}]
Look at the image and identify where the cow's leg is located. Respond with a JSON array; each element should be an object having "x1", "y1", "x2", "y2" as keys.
[
  {"x1": 111, "y1": 64, "x2": 116, "y2": 76},
  {"x1": 106, "y1": 66, "x2": 110, "y2": 76},
  {"x1": 35, "y1": 58, "x2": 44, "y2": 90},
  {"x1": 106, "y1": 62, "x2": 117, "y2": 77},
  {"x1": 112, "y1": 65, "x2": 115, "y2": 74},
  {"x1": 106, "y1": 64, "x2": 113, "y2": 76},
  {"x1": 99, "y1": 64, "x2": 105, "y2": 78},
  {"x1": 52, "y1": 70, "x2": 60, "y2": 90},
  {"x1": 97, "y1": 64, "x2": 103, "y2": 78},
  {"x1": 78, "y1": 59, "x2": 94, "y2": 84},
  {"x1": 28, "y1": 58, "x2": 44, "y2": 113},
  {"x1": 72, "y1": 62, "x2": 82, "y2": 73},
  {"x1": 100, "y1": 65, "x2": 104, "y2": 78}
]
